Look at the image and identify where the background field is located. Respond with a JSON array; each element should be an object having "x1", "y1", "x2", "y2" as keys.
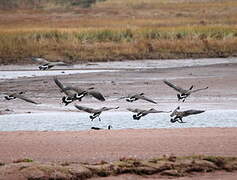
[{"x1": 0, "y1": 0, "x2": 237, "y2": 64}]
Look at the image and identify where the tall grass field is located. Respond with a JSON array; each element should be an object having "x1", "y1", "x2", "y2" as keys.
[{"x1": 0, "y1": 0, "x2": 237, "y2": 64}]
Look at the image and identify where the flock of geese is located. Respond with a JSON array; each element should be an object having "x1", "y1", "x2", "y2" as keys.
[{"x1": 3, "y1": 57, "x2": 209, "y2": 130}]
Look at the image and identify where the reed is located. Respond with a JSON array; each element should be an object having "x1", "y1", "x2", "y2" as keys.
[{"x1": 0, "y1": 0, "x2": 236, "y2": 64}]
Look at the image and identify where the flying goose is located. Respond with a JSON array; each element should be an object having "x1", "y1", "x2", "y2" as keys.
[
  {"x1": 74, "y1": 105, "x2": 119, "y2": 121},
  {"x1": 32, "y1": 57, "x2": 68, "y2": 70},
  {"x1": 4, "y1": 92, "x2": 40, "y2": 104},
  {"x1": 91, "y1": 125, "x2": 113, "y2": 130},
  {"x1": 170, "y1": 106, "x2": 205, "y2": 123},
  {"x1": 54, "y1": 78, "x2": 105, "y2": 106},
  {"x1": 127, "y1": 108, "x2": 170, "y2": 120},
  {"x1": 118, "y1": 93, "x2": 157, "y2": 104},
  {"x1": 163, "y1": 80, "x2": 208, "y2": 102}
]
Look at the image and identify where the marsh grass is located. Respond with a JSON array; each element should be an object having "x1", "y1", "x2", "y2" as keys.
[
  {"x1": 0, "y1": 0, "x2": 237, "y2": 64},
  {"x1": 1, "y1": 155, "x2": 237, "y2": 179}
]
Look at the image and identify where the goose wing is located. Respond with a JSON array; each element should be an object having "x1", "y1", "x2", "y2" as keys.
[
  {"x1": 101, "y1": 106, "x2": 119, "y2": 112},
  {"x1": 148, "y1": 109, "x2": 171, "y2": 113},
  {"x1": 13, "y1": 94, "x2": 39, "y2": 104},
  {"x1": 54, "y1": 78, "x2": 75, "y2": 97},
  {"x1": 64, "y1": 86, "x2": 85, "y2": 94},
  {"x1": 88, "y1": 91, "x2": 105, "y2": 101},
  {"x1": 190, "y1": 87, "x2": 208, "y2": 93},
  {"x1": 163, "y1": 80, "x2": 186, "y2": 93},
  {"x1": 183, "y1": 110, "x2": 205, "y2": 117},
  {"x1": 127, "y1": 108, "x2": 145, "y2": 113},
  {"x1": 50, "y1": 61, "x2": 68, "y2": 66},
  {"x1": 74, "y1": 105, "x2": 97, "y2": 113},
  {"x1": 135, "y1": 95, "x2": 157, "y2": 104},
  {"x1": 31, "y1": 57, "x2": 50, "y2": 64}
]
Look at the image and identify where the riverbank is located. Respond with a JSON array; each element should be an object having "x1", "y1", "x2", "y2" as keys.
[{"x1": 0, "y1": 128, "x2": 237, "y2": 179}]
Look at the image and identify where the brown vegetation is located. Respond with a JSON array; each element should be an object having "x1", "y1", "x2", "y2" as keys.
[
  {"x1": 0, "y1": 0, "x2": 237, "y2": 64},
  {"x1": 1, "y1": 155, "x2": 237, "y2": 179}
]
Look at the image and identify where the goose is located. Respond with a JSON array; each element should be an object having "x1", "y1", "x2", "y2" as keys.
[
  {"x1": 31, "y1": 57, "x2": 68, "y2": 70},
  {"x1": 74, "y1": 105, "x2": 119, "y2": 121},
  {"x1": 91, "y1": 125, "x2": 113, "y2": 130},
  {"x1": 163, "y1": 80, "x2": 208, "y2": 102},
  {"x1": 54, "y1": 78, "x2": 105, "y2": 106},
  {"x1": 4, "y1": 92, "x2": 40, "y2": 104},
  {"x1": 118, "y1": 93, "x2": 157, "y2": 104},
  {"x1": 127, "y1": 108, "x2": 170, "y2": 120},
  {"x1": 170, "y1": 106, "x2": 205, "y2": 123}
]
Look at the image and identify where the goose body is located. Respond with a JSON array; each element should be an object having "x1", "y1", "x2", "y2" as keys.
[
  {"x1": 119, "y1": 93, "x2": 157, "y2": 104},
  {"x1": 163, "y1": 80, "x2": 208, "y2": 102},
  {"x1": 32, "y1": 57, "x2": 68, "y2": 70},
  {"x1": 4, "y1": 92, "x2": 39, "y2": 104},
  {"x1": 127, "y1": 108, "x2": 170, "y2": 120},
  {"x1": 74, "y1": 105, "x2": 119, "y2": 121},
  {"x1": 170, "y1": 106, "x2": 205, "y2": 123},
  {"x1": 54, "y1": 78, "x2": 105, "y2": 106}
]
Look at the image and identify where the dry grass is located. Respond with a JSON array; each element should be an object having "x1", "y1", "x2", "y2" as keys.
[{"x1": 0, "y1": 0, "x2": 237, "y2": 64}]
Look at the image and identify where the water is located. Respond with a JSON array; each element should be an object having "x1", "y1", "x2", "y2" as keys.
[
  {"x1": 0, "y1": 110, "x2": 237, "y2": 131},
  {"x1": 0, "y1": 70, "x2": 118, "y2": 80}
]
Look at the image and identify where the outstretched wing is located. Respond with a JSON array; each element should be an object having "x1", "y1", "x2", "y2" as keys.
[
  {"x1": 127, "y1": 108, "x2": 145, "y2": 113},
  {"x1": 88, "y1": 91, "x2": 105, "y2": 101},
  {"x1": 31, "y1": 57, "x2": 49, "y2": 64},
  {"x1": 101, "y1": 106, "x2": 119, "y2": 111},
  {"x1": 148, "y1": 109, "x2": 171, "y2": 113},
  {"x1": 64, "y1": 86, "x2": 84, "y2": 94},
  {"x1": 54, "y1": 78, "x2": 75, "y2": 97},
  {"x1": 14, "y1": 94, "x2": 39, "y2": 104},
  {"x1": 183, "y1": 110, "x2": 205, "y2": 117},
  {"x1": 163, "y1": 80, "x2": 186, "y2": 93},
  {"x1": 50, "y1": 62, "x2": 68, "y2": 66},
  {"x1": 190, "y1": 87, "x2": 208, "y2": 93},
  {"x1": 136, "y1": 95, "x2": 157, "y2": 104},
  {"x1": 74, "y1": 105, "x2": 96, "y2": 113}
]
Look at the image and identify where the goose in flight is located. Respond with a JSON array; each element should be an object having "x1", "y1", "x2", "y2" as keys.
[
  {"x1": 4, "y1": 92, "x2": 40, "y2": 104},
  {"x1": 31, "y1": 57, "x2": 68, "y2": 70},
  {"x1": 91, "y1": 125, "x2": 113, "y2": 130},
  {"x1": 118, "y1": 93, "x2": 157, "y2": 104},
  {"x1": 54, "y1": 78, "x2": 105, "y2": 106},
  {"x1": 170, "y1": 106, "x2": 205, "y2": 123},
  {"x1": 127, "y1": 108, "x2": 170, "y2": 120},
  {"x1": 74, "y1": 105, "x2": 119, "y2": 121},
  {"x1": 163, "y1": 80, "x2": 208, "y2": 102}
]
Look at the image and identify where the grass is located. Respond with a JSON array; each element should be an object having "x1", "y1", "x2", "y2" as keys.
[
  {"x1": 0, "y1": 0, "x2": 237, "y2": 64},
  {"x1": 13, "y1": 158, "x2": 34, "y2": 163},
  {"x1": 1, "y1": 155, "x2": 237, "y2": 179}
]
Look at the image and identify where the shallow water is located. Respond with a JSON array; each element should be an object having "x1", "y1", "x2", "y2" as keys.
[
  {"x1": 0, "y1": 110, "x2": 237, "y2": 131},
  {"x1": 1, "y1": 58, "x2": 237, "y2": 80},
  {"x1": 0, "y1": 70, "x2": 117, "y2": 80}
]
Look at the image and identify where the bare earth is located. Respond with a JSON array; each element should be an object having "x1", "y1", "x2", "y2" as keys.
[{"x1": 1, "y1": 60, "x2": 237, "y2": 179}]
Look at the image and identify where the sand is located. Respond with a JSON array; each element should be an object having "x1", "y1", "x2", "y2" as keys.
[{"x1": 0, "y1": 128, "x2": 236, "y2": 163}]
